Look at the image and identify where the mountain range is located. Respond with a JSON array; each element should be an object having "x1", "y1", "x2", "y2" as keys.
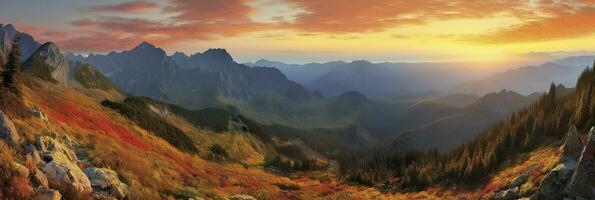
[
  {"x1": 248, "y1": 59, "x2": 493, "y2": 97},
  {"x1": 70, "y1": 42, "x2": 322, "y2": 125}
]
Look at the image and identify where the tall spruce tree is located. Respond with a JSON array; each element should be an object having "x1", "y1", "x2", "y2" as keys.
[{"x1": 2, "y1": 36, "x2": 21, "y2": 95}]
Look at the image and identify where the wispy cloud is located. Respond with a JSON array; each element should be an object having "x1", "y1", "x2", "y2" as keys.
[{"x1": 80, "y1": 0, "x2": 159, "y2": 13}]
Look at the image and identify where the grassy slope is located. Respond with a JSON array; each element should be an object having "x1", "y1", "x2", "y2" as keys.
[{"x1": 16, "y1": 77, "x2": 398, "y2": 199}]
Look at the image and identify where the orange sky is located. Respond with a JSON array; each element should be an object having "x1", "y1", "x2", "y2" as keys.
[{"x1": 2, "y1": 0, "x2": 595, "y2": 63}]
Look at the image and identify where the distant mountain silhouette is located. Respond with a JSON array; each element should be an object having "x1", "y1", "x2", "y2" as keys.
[
  {"x1": 450, "y1": 62, "x2": 587, "y2": 95},
  {"x1": 249, "y1": 59, "x2": 490, "y2": 97}
]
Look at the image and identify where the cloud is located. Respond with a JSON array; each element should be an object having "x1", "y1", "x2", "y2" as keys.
[
  {"x1": 80, "y1": 0, "x2": 159, "y2": 13},
  {"x1": 472, "y1": 2, "x2": 595, "y2": 44},
  {"x1": 14, "y1": 0, "x2": 595, "y2": 53},
  {"x1": 279, "y1": 0, "x2": 528, "y2": 33}
]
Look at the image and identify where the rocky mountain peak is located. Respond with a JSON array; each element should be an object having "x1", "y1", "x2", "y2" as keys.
[
  {"x1": 37, "y1": 42, "x2": 61, "y2": 57},
  {"x1": 130, "y1": 41, "x2": 164, "y2": 55},
  {"x1": 561, "y1": 125, "x2": 583, "y2": 161},
  {"x1": 171, "y1": 51, "x2": 188, "y2": 58},
  {"x1": 201, "y1": 48, "x2": 234, "y2": 63},
  {"x1": 26, "y1": 42, "x2": 71, "y2": 83}
]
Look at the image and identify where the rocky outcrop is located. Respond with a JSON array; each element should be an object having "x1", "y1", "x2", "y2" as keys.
[
  {"x1": 0, "y1": 110, "x2": 20, "y2": 145},
  {"x1": 534, "y1": 126, "x2": 595, "y2": 200},
  {"x1": 31, "y1": 107, "x2": 49, "y2": 122},
  {"x1": 32, "y1": 168, "x2": 49, "y2": 188},
  {"x1": 83, "y1": 167, "x2": 129, "y2": 199},
  {"x1": 560, "y1": 125, "x2": 583, "y2": 162},
  {"x1": 35, "y1": 188, "x2": 62, "y2": 200},
  {"x1": 13, "y1": 161, "x2": 29, "y2": 177},
  {"x1": 493, "y1": 187, "x2": 519, "y2": 200},
  {"x1": 509, "y1": 173, "x2": 528, "y2": 189},
  {"x1": 37, "y1": 136, "x2": 92, "y2": 194},
  {"x1": 565, "y1": 127, "x2": 595, "y2": 199},
  {"x1": 230, "y1": 194, "x2": 258, "y2": 200},
  {"x1": 535, "y1": 160, "x2": 576, "y2": 200}
]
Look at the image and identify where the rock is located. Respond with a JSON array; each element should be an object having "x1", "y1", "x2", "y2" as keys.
[
  {"x1": 509, "y1": 173, "x2": 529, "y2": 189},
  {"x1": 31, "y1": 107, "x2": 48, "y2": 122},
  {"x1": 230, "y1": 194, "x2": 257, "y2": 200},
  {"x1": 493, "y1": 187, "x2": 519, "y2": 200},
  {"x1": 0, "y1": 110, "x2": 20, "y2": 145},
  {"x1": 26, "y1": 151, "x2": 43, "y2": 167},
  {"x1": 12, "y1": 162, "x2": 29, "y2": 178},
  {"x1": 565, "y1": 127, "x2": 595, "y2": 199},
  {"x1": 83, "y1": 167, "x2": 129, "y2": 199},
  {"x1": 561, "y1": 125, "x2": 583, "y2": 162},
  {"x1": 535, "y1": 160, "x2": 576, "y2": 200},
  {"x1": 36, "y1": 136, "x2": 78, "y2": 162},
  {"x1": 41, "y1": 147, "x2": 92, "y2": 194},
  {"x1": 32, "y1": 168, "x2": 49, "y2": 188},
  {"x1": 35, "y1": 188, "x2": 62, "y2": 200}
]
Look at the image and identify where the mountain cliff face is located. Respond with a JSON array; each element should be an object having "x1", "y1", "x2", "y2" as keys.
[
  {"x1": 0, "y1": 24, "x2": 41, "y2": 65},
  {"x1": 22, "y1": 42, "x2": 116, "y2": 91}
]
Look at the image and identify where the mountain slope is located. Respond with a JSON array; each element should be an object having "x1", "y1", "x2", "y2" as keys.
[
  {"x1": 340, "y1": 66, "x2": 595, "y2": 197},
  {"x1": 388, "y1": 90, "x2": 541, "y2": 151}
]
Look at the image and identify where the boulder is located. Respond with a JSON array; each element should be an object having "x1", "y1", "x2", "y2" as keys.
[
  {"x1": 560, "y1": 125, "x2": 583, "y2": 162},
  {"x1": 230, "y1": 194, "x2": 257, "y2": 200},
  {"x1": 509, "y1": 173, "x2": 528, "y2": 189},
  {"x1": 42, "y1": 160, "x2": 92, "y2": 194},
  {"x1": 83, "y1": 167, "x2": 129, "y2": 199},
  {"x1": 565, "y1": 127, "x2": 595, "y2": 199},
  {"x1": 31, "y1": 107, "x2": 48, "y2": 122},
  {"x1": 26, "y1": 151, "x2": 43, "y2": 167},
  {"x1": 32, "y1": 168, "x2": 49, "y2": 188},
  {"x1": 36, "y1": 135, "x2": 78, "y2": 162},
  {"x1": 535, "y1": 160, "x2": 576, "y2": 200},
  {"x1": 493, "y1": 187, "x2": 519, "y2": 200},
  {"x1": 12, "y1": 161, "x2": 29, "y2": 177},
  {"x1": 35, "y1": 188, "x2": 62, "y2": 200},
  {"x1": 0, "y1": 110, "x2": 20, "y2": 145}
]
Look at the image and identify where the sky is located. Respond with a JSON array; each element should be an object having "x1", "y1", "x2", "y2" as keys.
[{"x1": 2, "y1": 0, "x2": 595, "y2": 63}]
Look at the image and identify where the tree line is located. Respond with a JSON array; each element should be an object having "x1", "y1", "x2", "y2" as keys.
[{"x1": 338, "y1": 66, "x2": 595, "y2": 190}]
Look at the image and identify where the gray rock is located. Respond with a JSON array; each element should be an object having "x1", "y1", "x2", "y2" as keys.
[
  {"x1": 565, "y1": 127, "x2": 595, "y2": 199},
  {"x1": 535, "y1": 160, "x2": 577, "y2": 200},
  {"x1": 42, "y1": 160, "x2": 92, "y2": 194},
  {"x1": 561, "y1": 125, "x2": 583, "y2": 162},
  {"x1": 83, "y1": 167, "x2": 129, "y2": 199},
  {"x1": 493, "y1": 187, "x2": 519, "y2": 200},
  {"x1": 32, "y1": 168, "x2": 49, "y2": 188},
  {"x1": 509, "y1": 173, "x2": 529, "y2": 189},
  {"x1": 39, "y1": 137, "x2": 91, "y2": 194},
  {"x1": 31, "y1": 107, "x2": 48, "y2": 122},
  {"x1": 0, "y1": 110, "x2": 20, "y2": 145},
  {"x1": 36, "y1": 136, "x2": 78, "y2": 162},
  {"x1": 35, "y1": 188, "x2": 62, "y2": 200},
  {"x1": 230, "y1": 194, "x2": 257, "y2": 200}
]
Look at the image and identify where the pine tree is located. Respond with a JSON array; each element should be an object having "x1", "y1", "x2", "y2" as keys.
[{"x1": 2, "y1": 36, "x2": 21, "y2": 96}]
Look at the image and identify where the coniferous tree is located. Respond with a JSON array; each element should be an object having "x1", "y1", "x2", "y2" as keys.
[{"x1": 2, "y1": 36, "x2": 21, "y2": 96}]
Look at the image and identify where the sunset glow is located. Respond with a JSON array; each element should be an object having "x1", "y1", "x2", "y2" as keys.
[{"x1": 2, "y1": 0, "x2": 595, "y2": 63}]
